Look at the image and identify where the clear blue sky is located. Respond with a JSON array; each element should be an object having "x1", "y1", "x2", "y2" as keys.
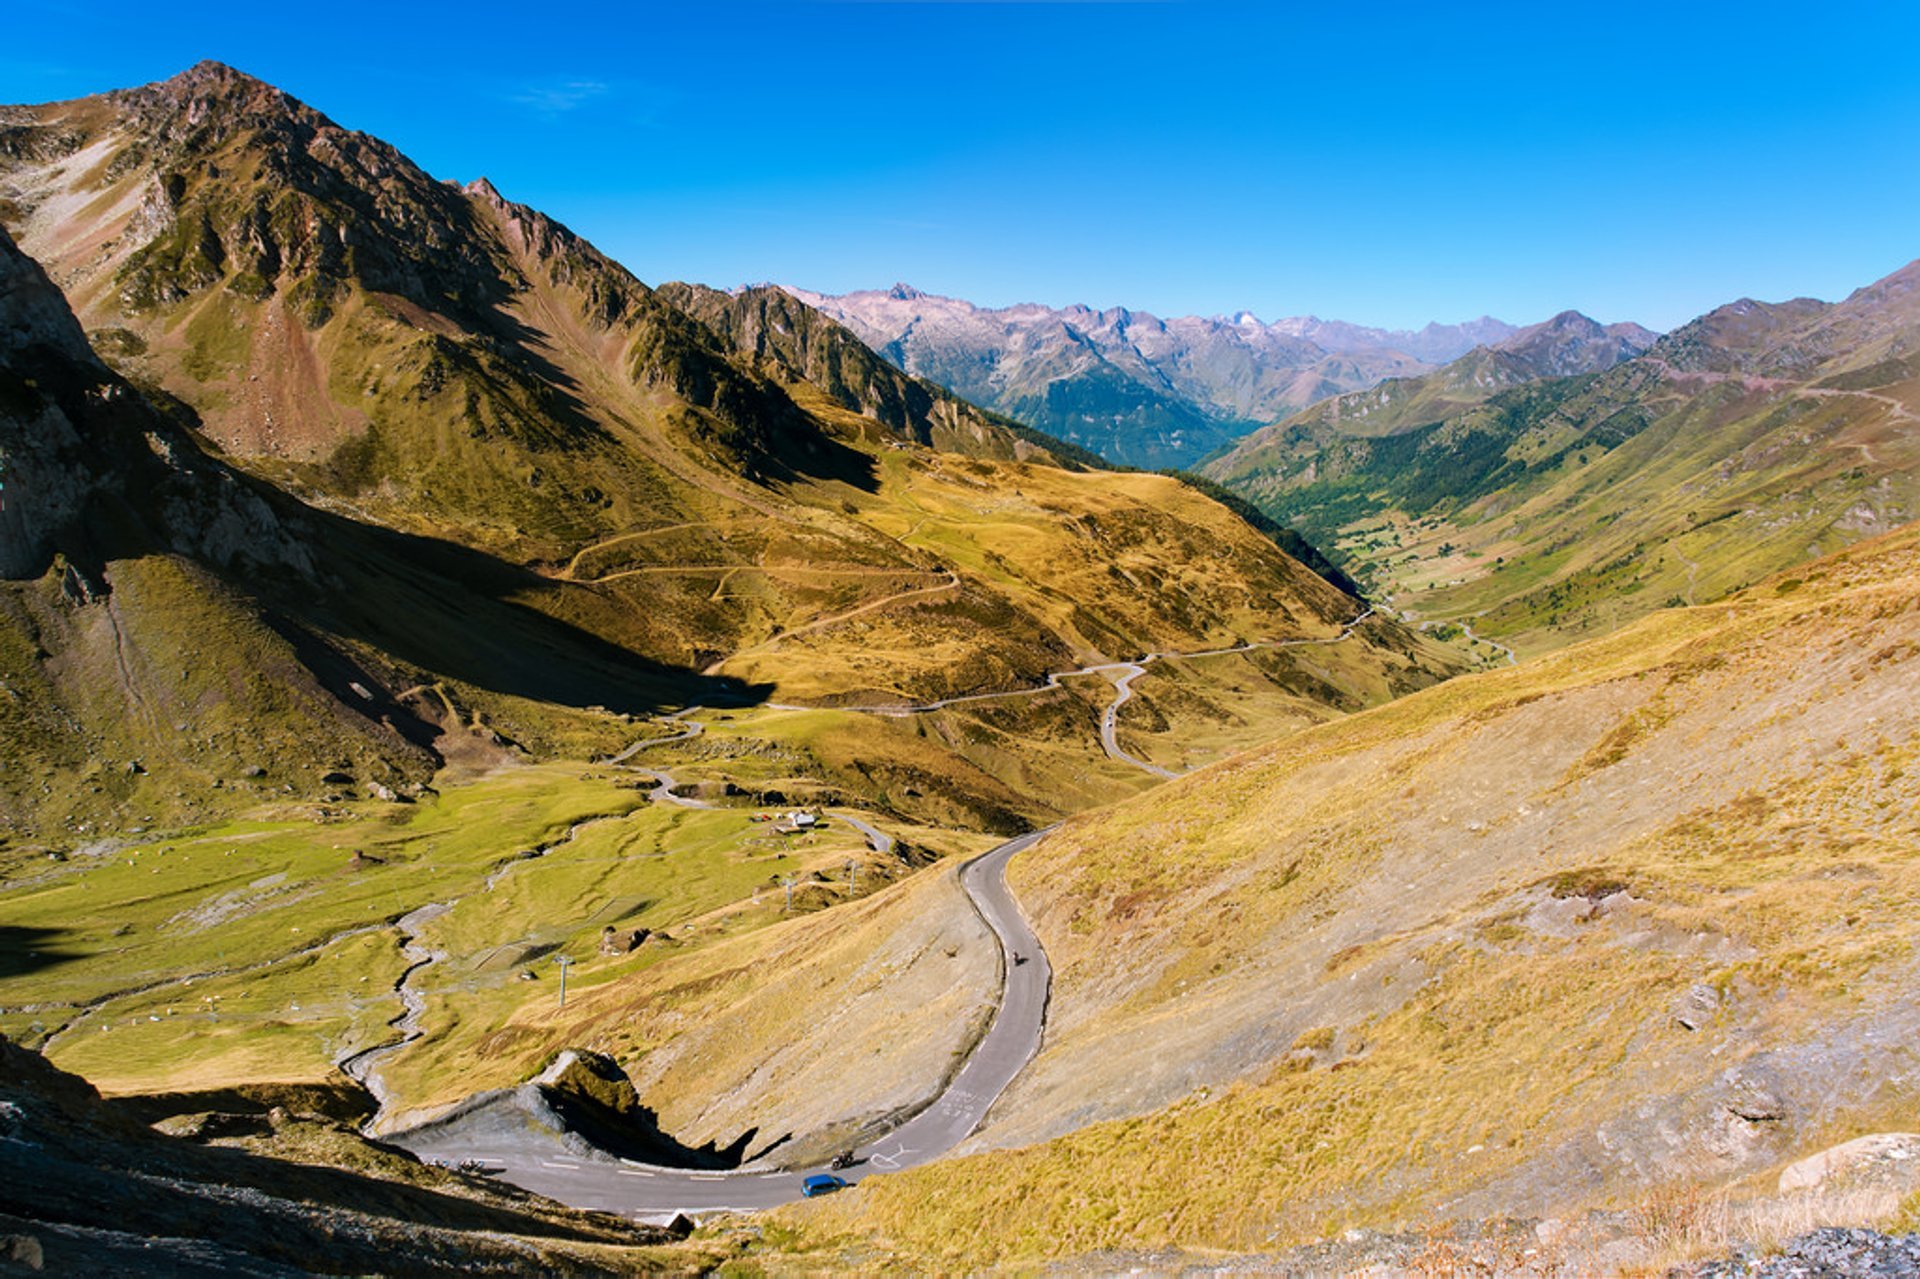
[{"x1": 7, "y1": 1, "x2": 1919, "y2": 330}]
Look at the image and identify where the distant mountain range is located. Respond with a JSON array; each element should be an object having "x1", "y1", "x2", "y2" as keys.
[
  {"x1": 1245, "y1": 309, "x2": 1661, "y2": 443},
  {"x1": 784, "y1": 285, "x2": 1654, "y2": 469}
]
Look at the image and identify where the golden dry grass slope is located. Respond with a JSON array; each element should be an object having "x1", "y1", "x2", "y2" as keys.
[{"x1": 790, "y1": 522, "x2": 1920, "y2": 1269}]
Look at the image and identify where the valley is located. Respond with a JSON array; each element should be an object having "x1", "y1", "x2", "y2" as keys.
[
  {"x1": 1205, "y1": 275, "x2": 1920, "y2": 660},
  {"x1": 1, "y1": 45, "x2": 1917, "y2": 1279},
  {"x1": 787, "y1": 283, "x2": 1523, "y2": 469},
  {"x1": 0, "y1": 63, "x2": 1474, "y2": 1267}
]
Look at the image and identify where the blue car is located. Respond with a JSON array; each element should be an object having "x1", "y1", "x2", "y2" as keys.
[{"x1": 802, "y1": 1173, "x2": 848, "y2": 1197}]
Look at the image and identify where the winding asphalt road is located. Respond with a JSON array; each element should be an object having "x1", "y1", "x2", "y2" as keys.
[
  {"x1": 394, "y1": 826, "x2": 1055, "y2": 1217},
  {"x1": 1097, "y1": 663, "x2": 1178, "y2": 778},
  {"x1": 760, "y1": 605, "x2": 1378, "y2": 778}
]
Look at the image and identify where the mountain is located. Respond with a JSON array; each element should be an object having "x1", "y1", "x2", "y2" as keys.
[
  {"x1": 1215, "y1": 308, "x2": 1658, "y2": 446},
  {"x1": 784, "y1": 283, "x2": 1524, "y2": 468},
  {"x1": 0, "y1": 62, "x2": 1457, "y2": 842},
  {"x1": 790, "y1": 523, "x2": 1920, "y2": 1270},
  {"x1": 1203, "y1": 266, "x2": 1916, "y2": 651},
  {"x1": 1269, "y1": 312, "x2": 1522, "y2": 363},
  {"x1": 0, "y1": 220, "x2": 764, "y2": 842},
  {"x1": 651, "y1": 280, "x2": 1088, "y2": 462},
  {"x1": 0, "y1": 63, "x2": 1063, "y2": 544},
  {"x1": 9, "y1": 55, "x2": 1916, "y2": 1279}
]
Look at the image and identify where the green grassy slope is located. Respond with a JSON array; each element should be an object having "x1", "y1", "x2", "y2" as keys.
[{"x1": 1204, "y1": 267, "x2": 1919, "y2": 655}]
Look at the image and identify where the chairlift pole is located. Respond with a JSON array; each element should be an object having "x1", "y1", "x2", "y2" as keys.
[{"x1": 555, "y1": 954, "x2": 573, "y2": 1008}]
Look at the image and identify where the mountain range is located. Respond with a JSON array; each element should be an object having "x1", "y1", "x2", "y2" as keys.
[
  {"x1": 0, "y1": 60, "x2": 1445, "y2": 842},
  {"x1": 1204, "y1": 257, "x2": 1919, "y2": 652},
  {"x1": 785, "y1": 283, "x2": 1572, "y2": 468}
]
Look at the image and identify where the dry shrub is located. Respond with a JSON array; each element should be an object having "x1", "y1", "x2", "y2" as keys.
[
  {"x1": 1632, "y1": 1179, "x2": 1729, "y2": 1260},
  {"x1": 1629, "y1": 1181, "x2": 1903, "y2": 1273}
]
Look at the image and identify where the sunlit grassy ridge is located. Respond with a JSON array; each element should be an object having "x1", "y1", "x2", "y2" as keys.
[{"x1": 786, "y1": 524, "x2": 1920, "y2": 1268}]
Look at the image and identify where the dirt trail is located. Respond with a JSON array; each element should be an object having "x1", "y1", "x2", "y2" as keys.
[
  {"x1": 810, "y1": 606, "x2": 1378, "y2": 720},
  {"x1": 1676, "y1": 550, "x2": 1703, "y2": 607},
  {"x1": 753, "y1": 606, "x2": 1380, "y2": 779},
  {"x1": 1795, "y1": 384, "x2": 1919, "y2": 424},
  {"x1": 1457, "y1": 619, "x2": 1518, "y2": 667},
  {"x1": 586, "y1": 564, "x2": 945, "y2": 583},
  {"x1": 704, "y1": 572, "x2": 962, "y2": 673},
  {"x1": 560, "y1": 525, "x2": 711, "y2": 578}
]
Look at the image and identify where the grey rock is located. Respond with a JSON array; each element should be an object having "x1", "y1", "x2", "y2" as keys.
[
  {"x1": 1678, "y1": 982, "x2": 1724, "y2": 1031},
  {"x1": 1680, "y1": 1227, "x2": 1920, "y2": 1277},
  {"x1": 0, "y1": 1234, "x2": 43, "y2": 1271}
]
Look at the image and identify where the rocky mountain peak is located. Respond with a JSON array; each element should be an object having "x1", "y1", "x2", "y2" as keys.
[
  {"x1": 156, "y1": 59, "x2": 277, "y2": 101},
  {"x1": 1489, "y1": 308, "x2": 1655, "y2": 378},
  {"x1": 886, "y1": 282, "x2": 924, "y2": 301},
  {"x1": 133, "y1": 59, "x2": 328, "y2": 136},
  {"x1": 1533, "y1": 309, "x2": 1605, "y2": 335}
]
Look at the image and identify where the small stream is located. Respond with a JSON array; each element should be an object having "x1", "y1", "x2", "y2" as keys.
[{"x1": 337, "y1": 900, "x2": 450, "y2": 1130}]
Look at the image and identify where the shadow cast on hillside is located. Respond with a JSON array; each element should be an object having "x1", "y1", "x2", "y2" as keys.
[
  {"x1": 278, "y1": 501, "x2": 773, "y2": 721},
  {"x1": 0, "y1": 926, "x2": 84, "y2": 980}
]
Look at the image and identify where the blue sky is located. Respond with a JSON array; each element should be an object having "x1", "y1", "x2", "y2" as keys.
[{"x1": 7, "y1": 1, "x2": 1919, "y2": 330}]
